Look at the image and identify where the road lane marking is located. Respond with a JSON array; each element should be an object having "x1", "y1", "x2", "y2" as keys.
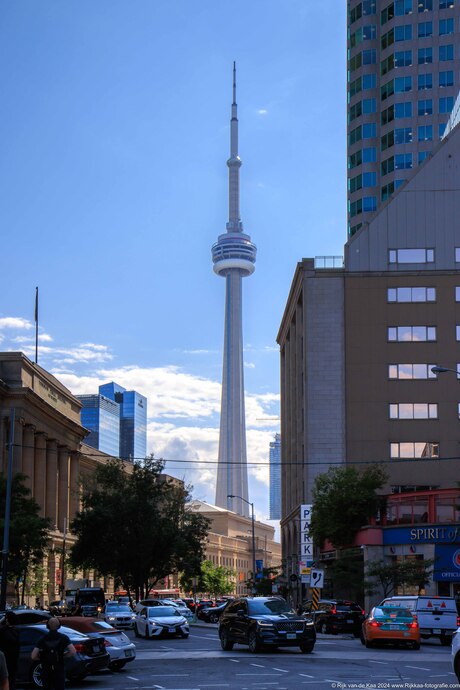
[
  {"x1": 405, "y1": 665, "x2": 430, "y2": 671},
  {"x1": 299, "y1": 673, "x2": 315, "y2": 678},
  {"x1": 229, "y1": 658, "x2": 240, "y2": 662},
  {"x1": 272, "y1": 668, "x2": 289, "y2": 672},
  {"x1": 369, "y1": 660, "x2": 388, "y2": 664},
  {"x1": 250, "y1": 663, "x2": 266, "y2": 667},
  {"x1": 127, "y1": 677, "x2": 139, "y2": 681}
]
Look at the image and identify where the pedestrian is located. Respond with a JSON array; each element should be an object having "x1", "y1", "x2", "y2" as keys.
[
  {"x1": 0, "y1": 612, "x2": 19, "y2": 690},
  {"x1": 0, "y1": 650, "x2": 9, "y2": 690},
  {"x1": 70, "y1": 602, "x2": 82, "y2": 616},
  {"x1": 31, "y1": 618, "x2": 76, "y2": 690}
]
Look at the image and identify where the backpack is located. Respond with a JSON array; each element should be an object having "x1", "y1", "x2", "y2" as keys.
[{"x1": 40, "y1": 636, "x2": 65, "y2": 668}]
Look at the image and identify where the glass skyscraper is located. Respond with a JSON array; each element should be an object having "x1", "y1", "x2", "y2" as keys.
[
  {"x1": 77, "y1": 394, "x2": 120, "y2": 456},
  {"x1": 269, "y1": 433, "x2": 281, "y2": 520},
  {"x1": 78, "y1": 382, "x2": 147, "y2": 461},
  {"x1": 347, "y1": 0, "x2": 460, "y2": 236}
]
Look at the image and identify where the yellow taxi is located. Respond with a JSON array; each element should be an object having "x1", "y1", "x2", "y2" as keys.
[{"x1": 361, "y1": 605, "x2": 420, "y2": 649}]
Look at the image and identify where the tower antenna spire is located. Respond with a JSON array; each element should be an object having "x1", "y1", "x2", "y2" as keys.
[{"x1": 233, "y1": 61, "x2": 236, "y2": 105}]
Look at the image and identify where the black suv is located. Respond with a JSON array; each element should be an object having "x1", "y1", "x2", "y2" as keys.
[
  {"x1": 218, "y1": 596, "x2": 316, "y2": 653},
  {"x1": 303, "y1": 599, "x2": 365, "y2": 637}
]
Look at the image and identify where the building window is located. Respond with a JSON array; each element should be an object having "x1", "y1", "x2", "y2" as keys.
[
  {"x1": 418, "y1": 0, "x2": 433, "y2": 9},
  {"x1": 390, "y1": 442, "x2": 439, "y2": 459},
  {"x1": 418, "y1": 150, "x2": 430, "y2": 163},
  {"x1": 363, "y1": 49, "x2": 377, "y2": 64},
  {"x1": 381, "y1": 55, "x2": 395, "y2": 76},
  {"x1": 439, "y1": 70, "x2": 454, "y2": 87},
  {"x1": 387, "y1": 286, "x2": 436, "y2": 302},
  {"x1": 395, "y1": 76, "x2": 412, "y2": 92},
  {"x1": 349, "y1": 198, "x2": 363, "y2": 217},
  {"x1": 418, "y1": 21, "x2": 433, "y2": 37},
  {"x1": 439, "y1": 18, "x2": 454, "y2": 34},
  {"x1": 395, "y1": 102, "x2": 412, "y2": 118},
  {"x1": 363, "y1": 147, "x2": 377, "y2": 162},
  {"x1": 382, "y1": 28, "x2": 395, "y2": 49},
  {"x1": 395, "y1": 50, "x2": 412, "y2": 67},
  {"x1": 395, "y1": 0, "x2": 413, "y2": 14},
  {"x1": 389, "y1": 248, "x2": 434, "y2": 263},
  {"x1": 388, "y1": 363, "x2": 437, "y2": 379},
  {"x1": 363, "y1": 98, "x2": 377, "y2": 114},
  {"x1": 388, "y1": 325, "x2": 436, "y2": 341},
  {"x1": 456, "y1": 248, "x2": 460, "y2": 262},
  {"x1": 382, "y1": 156, "x2": 395, "y2": 176},
  {"x1": 389, "y1": 403, "x2": 438, "y2": 419},
  {"x1": 455, "y1": 286, "x2": 460, "y2": 300},
  {"x1": 363, "y1": 172, "x2": 377, "y2": 186},
  {"x1": 439, "y1": 0, "x2": 454, "y2": 7},
  {"x1": 439, "y1": 96, "x2": 454, "y2": 114},
  {"x1": 418, "y1": 99, "x2": 433, "y2": 115},
  {"x1": 382, "y1": 181, "x2": 395, "y2": 201},
  {"x1": 456, "y1": 325, "x2": 460, "y2": 341},
  {"x1": 418, "y1": 73, "x2": 433, "y2": 90},
  {"x1": 418, "y1": 125, "x2": 433, "y2": 141},
  {"x1": 381, "y1": 80, "x2": 395, "y2": 101},
  {"x1": 363, "y1": 122, "x2": 377, "y2": 138},
  {"x1": 395, "y1": 153, "x2": 413, "y2": 169},
  {"x1": 382, "y1": 130, "x2": 395, "y2": 151},
  {"x1": 439, "y1": 122, "x2": 447, "y2": 138},
  {"x1": 363, "y1": 196, "x2": 377, "y2": 212},
  {"x1": 363, "y1": 74, "x2": 377, "y2": 90},
  {"x1": 395, "y1": 24, "x2": 413, "y2": 40},
  {"x1": 349, "y1": 174, "x2": 363, "y2": 193},
  {"x1": 439, "y1": 44, "x2": 454, "y2": 61},
  {"x1": 395, "y1": 127, "x2": 412, "y2": 143},
  {"x1": 418, "y1": 47, "x2": 433, "y2": 64}
]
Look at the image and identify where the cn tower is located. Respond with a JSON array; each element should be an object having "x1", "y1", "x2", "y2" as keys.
[{"x1": 212, "y1": 63, "x2": 256, "y2": 518}]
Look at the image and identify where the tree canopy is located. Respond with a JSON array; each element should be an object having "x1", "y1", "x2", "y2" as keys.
[
  {"x1": 365, "y1": 558, "x2": 435, "y2": 598},
  {"x1": 181, "y1": 560, "x2": 235, "y2": 597},
  {"x1": 0, "y1": 473, "x2": 51, "y2": 603},
  {"x1": 309, "y1": 465, "x2": 388, "y2": 549},
  {"x1": 70, "y1": 457, "x2": 210, "y2": 600}
]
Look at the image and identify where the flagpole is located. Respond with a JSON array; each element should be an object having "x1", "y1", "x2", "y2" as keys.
[{"x1": 35, "y1": 286, "x2": 38, "y2": 364}]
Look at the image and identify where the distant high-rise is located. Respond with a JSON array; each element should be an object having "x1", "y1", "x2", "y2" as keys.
[
  {"x1": 78, "y1": 382, "x2": 147, "y2": 460},
  {"x1": 77, "y1": 393, "x2": 120, "y2": 456},
  {"x1": 269, "y1": 433, "x2": 281, "y2": 520},
  {"x1": 212, "y1": 64, "x2": 257, "y2": 518},
  {"x1": 347, "y1": 0, "x2": 460, "y2": 237}
]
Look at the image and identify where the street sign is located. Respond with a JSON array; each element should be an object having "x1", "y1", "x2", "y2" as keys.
[{"x1": 310, "y1": 569, "x2": 324, "y2": 589}]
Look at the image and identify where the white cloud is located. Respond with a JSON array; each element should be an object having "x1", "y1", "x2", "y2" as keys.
[
  {"x1": 257, "y1": 109, "x2": 268, "y2": 115},
  {"x1": 244, "y1": 361, "x2": 255, "y2": 369},
  {"x1": 0, "y1": 317, "x2": 33, "y2": 330}
]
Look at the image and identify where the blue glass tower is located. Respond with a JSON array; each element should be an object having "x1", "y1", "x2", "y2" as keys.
[
  {"x1": 77, "y1": 394, "x2": 120, "y2": 456},
  {"x1": 269, "y1": 433, "x2": 281, "y2": 520},
  {"x1": 99, "y1": 382, "x2": 147, "y2": 461}
]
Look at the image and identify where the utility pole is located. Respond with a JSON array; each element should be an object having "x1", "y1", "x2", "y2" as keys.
[{"x1": 61, "y1": 518, "x2": 67, "y2": 602}]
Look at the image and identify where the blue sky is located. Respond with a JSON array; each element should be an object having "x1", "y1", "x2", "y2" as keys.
[{"x1": 0, "y1": 1, "x2": 347, "y2": 530}]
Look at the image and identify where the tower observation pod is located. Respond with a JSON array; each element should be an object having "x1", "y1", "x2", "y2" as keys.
[{"x1": 212, "y1": 63, "x2": 256, "y2": 519}]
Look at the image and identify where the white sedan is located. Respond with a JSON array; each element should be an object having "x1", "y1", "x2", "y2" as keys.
[
  {"x1": 100, "y1": 604, "x2": 136, "y2": 629},
  {"x1": 452, "y1": 626, "x2": 460, "y2": 683},
  {"x1": 134, "y1": 606, "x2": 189, "y2": 639}
]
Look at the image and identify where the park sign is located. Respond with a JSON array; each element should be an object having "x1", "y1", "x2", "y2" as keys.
[{"x1": 300, "y1": 504, "x2": 314, "y2": 565}]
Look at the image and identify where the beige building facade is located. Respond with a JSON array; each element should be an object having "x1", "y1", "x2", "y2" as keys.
[{"x1": 189, "y1": 501, "x2": 282, "y2": 596}]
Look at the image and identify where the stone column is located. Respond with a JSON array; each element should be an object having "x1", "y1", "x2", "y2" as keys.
[
  {"x1": 46, "y1": 439, "x2": 58, "y2": 527},
  {"x1": 34, "y1": 433, "x2": 47, "y2": 517},
  {"x1": 22, "y1": 424, "x2": 36, "y2": 493},
  {"x1": 57, "y1": 447, "x2": 70, "y2": 532},
  {"x1": 69, "y1": 453, "x2": 81, "y2": 520},
  {"x1": 12, "y1": 416, "x2": 24, "y2": 476}
]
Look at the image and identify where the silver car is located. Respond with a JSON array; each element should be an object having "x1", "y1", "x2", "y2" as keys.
[
  {"x1": 60, "y1": 617, "x2": 136, "y2": 671},
  {"x1": 100, "y1": 603, "x2": 135, "y2": 629},
  {"x1": 134, "y1": 605, "x2": 189, "y2": 639},
  {"x1": 452, "y1": 626, "x2": 460, "y2": 683}
]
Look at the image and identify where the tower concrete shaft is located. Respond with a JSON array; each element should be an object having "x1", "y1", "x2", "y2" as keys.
[{"x1": 212, "y1": 64, "x2": 256, "y2": 518}]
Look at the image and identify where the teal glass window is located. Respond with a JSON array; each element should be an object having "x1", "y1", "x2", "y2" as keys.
[
  {"x1": 381, "y1": 156, "x2": 395, "y2": 175},
  {"x1": 418, "y1": 125, "x2": 433, "y2": 140},
  {"x1": 395, "y1": 76, "x2": 412, "y2": 92},
  {"x1": 395, "y1": 24, "x2": 412, "y2": 40},
  {"x1": 395, "y1": 153, "x2": 412, "y2": 169},
  {"x1": 418, "y1": 99, "x2": 433, "y2": 115},
  {"x1": 439, "y1": 122, "x2": 447, "y2": 138},
  {"x1": 363, "y1": 74, "x2": 377, "y2": 89},
  {"x1": 418, "y1": 47, "x2": 433, "y2": 63},
  {"x1": 363, "y1": 172, "x2": 377, "y2": 186},
  {"x1": 395, "y1": 102, "x2": 412, "y2": 117},
  {"x1": 439, "y1": 18, "x2": 454, "y2": 33},
  {"x1": 395, "y1": 0, "x2": 412, "y2": 14},
  {"x1": 363, "y1": 196, "x2": 377, "y2": 211},
  {"x1": 439, "y1": 44, "x2": 454, "y2": 60},
  {"x1": 418, "y1": 150, "x2": 430, "y2": 163},
  {"x1": 418, "y1": 21, "x2": 433, "y2": 36},
  {"x1": 395, "y1": 50, "x2": 412, "y2": 66},
  {"x1": 439, "y1": 96, "x2": 454, "y2": 113},
  {"x1": 418, "y1": 0, "x2": 433, "y2": 10},
  {"x1": 362, "y1": 147, "x2": 377, "y2": 162},
  {"x1": 439, "y1": 70, "x2": 454, "y2": 87},
  {"x1": 363, "y1": 122, "x2": 376, "y2": 138},
  {"x1": 395, "y1": 127, "x2": 412, "y2": 143}
]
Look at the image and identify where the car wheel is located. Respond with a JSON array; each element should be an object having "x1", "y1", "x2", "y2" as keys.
[
  {"x1": 365, "y1": 639, "x2": 374, "y2": 648},
  {"x1": 299, "y1": 642, "x2": 314, "y2": 653},
  {"x1": 320, "y1": 622, "x2": 329, "y2": 635},
  {"x1": 440, "y1": 636, "x2": 452, "y2": 646},
  {"x1": 134, "y1": 623, "x2": 140, "y2": 638},
  {"x1": 210, "y1": 613, "x2": 219, "y2": 624},
  {"x1": 411, "y1": 642, "x2": 420, "y2": 650},
  {"x1": 454, "y1": 653, "x2": 460, "y2": 683},
  {"x1": 360, "y1": 631, "x2": 365, "y2": 646},
  {"x1": 109, "y1": 661, "x2": 127, "y2": 671},
  {"x1": 220, "y1": 629, "x2": 234, "y2": 651},
  {"x1": 248, "y1": 630, "x2": 263, "y2": 653},
  {"x1": 31, "y1": 661, "x2": 44, "y2": 689}
]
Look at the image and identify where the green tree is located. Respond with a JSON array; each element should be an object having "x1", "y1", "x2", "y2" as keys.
[
  {"x1": 309, "y1": 465, "x2": 388, "y2": 549},
  {"x1": 365, "y1": 558, "x2": 435, "y2": 598},
  {"x1": 0, "y1": 473, "x2": 51, "y2": 604},
  {"x1": 250, "y1": 566, "x2": 280, "y2": 596},
  {"x1": 70, "y1": 457, "x2": 210, "y2": 600},
  {"x1": 200, "y1": 560, "x2": 235, "y2": 597}
]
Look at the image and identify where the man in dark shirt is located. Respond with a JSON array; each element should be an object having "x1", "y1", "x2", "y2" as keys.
[
  {"x1": 31, "y1": 618, "x2": 75, "y2": 690},
  {"x1": 0, "y1": 612, "x2": 18, "y2": 690}
]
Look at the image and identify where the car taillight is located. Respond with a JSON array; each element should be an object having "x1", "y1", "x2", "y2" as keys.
[
  {"x1": 457, "y1": 616, "x2": 460, "y2": 627},
  {"x1": 73, "y1": 643, "x2": 86, "y2": 653},
  {"x1": 409, "y1": 621, "x2": 418, "y2": 629},
  {"x1": 370, "y1": 621, "x2": 382, "y2": 627},
  {"x1": 331, "y1": 607, "x2": 336, "y2": 614},
  {"x1": 361, "y1": 609, "x2": 365, "y2": 616}
]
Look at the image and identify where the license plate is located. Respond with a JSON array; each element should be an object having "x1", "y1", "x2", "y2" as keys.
[
  {"x1": 169, "y1": 627, "x2": 176, "y2": 633},
  {"x1": 433, "y1": 628, "x2": 441, "y2": 634},
  {"x1": 388, "y1": 625, "x2": 400, "y2": 630},
  {"x1": 125, "y1": 650, "x2": 134, "y2": 657},
  {"x1": 286, "y1": 633, "x2": 296, "y2": 639}
]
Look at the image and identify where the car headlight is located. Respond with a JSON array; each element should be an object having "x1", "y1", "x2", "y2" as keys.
[
  {"x1": 304, "y1": 619, "x2": 315, "y2": 626},
  {"x1": 108, "y1": 616, "x2": 116, "y2": 621},
  {"x1": 257, "y1": 621, "x2": 274, "y2": 628}
]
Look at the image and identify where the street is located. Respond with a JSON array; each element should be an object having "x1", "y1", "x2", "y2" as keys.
[{"x1": 32, "y1": 624, "x2": 456, "y2": 690}]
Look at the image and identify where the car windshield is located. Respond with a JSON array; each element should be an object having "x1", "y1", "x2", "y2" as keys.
[
  {"x1": 108, "y1": 606, "x2": 131, "y2": 613},
  {"x1": 247, "y1": 599, "x2": 294, "y2": 615},
  {"x1": 336, "y1": 603, "x2": 361, "y2": 612},
  {"x1": 148, "y1": 606, "x2": 177, "y2": 618},
  {"x1": 374, "y1": 607, "x2": 412, "y2": 618}
]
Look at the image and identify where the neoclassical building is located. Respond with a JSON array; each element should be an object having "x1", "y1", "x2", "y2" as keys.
[{"x1": 0, "y1": 352, "x2": 116, "y2": 605}]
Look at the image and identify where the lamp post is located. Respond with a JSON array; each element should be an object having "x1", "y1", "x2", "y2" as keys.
[
  {"x1": 227, "y1": 494, "x2": 256, "y2": 594},
  {"x1": 431, "y1": 365, "x2": 458, "y2": 376}
]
